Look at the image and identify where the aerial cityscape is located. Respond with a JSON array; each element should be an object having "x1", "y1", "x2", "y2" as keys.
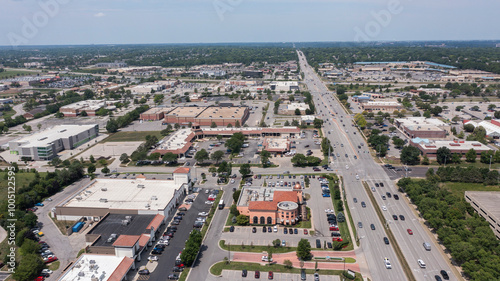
[{"x1": 0, "y1": 1, "x2": 499, "y2": 281}]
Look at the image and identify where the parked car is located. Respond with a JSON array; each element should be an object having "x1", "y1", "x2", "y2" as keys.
[{"x1": 138, "y1": 269, "x2": 150, "y2": 275}]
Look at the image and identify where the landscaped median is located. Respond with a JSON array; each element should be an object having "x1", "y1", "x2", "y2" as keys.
[{"x1": 210, "y1": 262, "x2": 363, "y2": 280}]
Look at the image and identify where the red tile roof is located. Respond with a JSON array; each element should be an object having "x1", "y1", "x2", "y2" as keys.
[
  {"x1": 107, "y1": 257, "x2": 134, "y2": 281},
  {"x1": 138, "y1": 234, "x2": 151, "y2": 248},
  {"x1": 249, "y1": 201, "x2": 277, "y2": 211},
  {"x1": 146, "y1": 214, "x2": 165, "y2": 231},
  {"x1": 112, "y1": 235, "x2": 140, "y2": 247},
  {"x1": 273, "y1": 191, "x2": 299, "y2": 202},
  {"x1": 174, "y1": 167, "x2": 190, "y2": 174}
]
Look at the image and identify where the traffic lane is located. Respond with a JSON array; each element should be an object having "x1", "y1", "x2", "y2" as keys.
[{"x1": 148, "y1": 191, "x2": 210, "y2": 281}]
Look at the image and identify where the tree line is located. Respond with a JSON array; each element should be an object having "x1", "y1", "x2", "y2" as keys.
[{"x1": 397, "y1": 177, "x2": 500, "y2": 281}]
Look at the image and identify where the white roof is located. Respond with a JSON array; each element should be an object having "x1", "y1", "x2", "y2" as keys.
[
  {"x1": 466, "y1": 120, "x2": 500, "y2": 136},
  {"x1": 57, "y1": 254, "x2": 130, "y2": 281},
  {"x1": 63, "y1": 178, "x2": 182, "y2": 211},
  {"x1": 12, "y1": 125, "x2": 96, "y2": 148},
  {"x1": 157, "y1": 128, "x2": 192, "y2": 151},
  {"x1": 419, "y1": 140, "x2": 491, "y2": 151},
  {"x1": 287, "y1": 102, "x2": 308, "y2": 110},
  {"x1": 365, "y1": 101, "x2": 402, "y2": 106}
]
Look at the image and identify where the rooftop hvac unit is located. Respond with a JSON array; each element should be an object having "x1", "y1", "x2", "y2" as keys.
[
  {"x1": 86, "y1": 190, "x2": 92, "y2": 193},
  {"x1": 145, "y1": 204, "x2": 150, "y2": 208},
  {"x1": 37, "y1": 137, "x2": 48, "y2": 141},
  {"x1": 137, "y1": 184, "x2": 145, "y2": 188},
  {"x1": 76, "y1": 196, "x2": 82, "y2": 200},
  {"x1": 101, "y1": 188, "x2": 107, "y2": 191},
  {"x1": 58, "y1": 129, "x2": 67, "y2": 133},
  {"x1": 99, "y1": 198, "x2": 107, "y2": 203},
  {"x1": 89, "y1": 260, "x2": 96, "y2": 264},
  {"x1": 151, "y1": 196, "x2": 158, "y2": 200},
  {"x1": 78, "y1": 272, "x2": 85, "y2": 277}
]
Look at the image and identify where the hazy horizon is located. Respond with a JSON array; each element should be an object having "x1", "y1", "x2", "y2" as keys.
[{"x1": 2, "y1": 0, "x2": 500, "y2": 47}]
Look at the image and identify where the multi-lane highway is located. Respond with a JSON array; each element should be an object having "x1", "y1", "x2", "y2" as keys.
[{"x1": 297, "y1": 50, "x2": 457, "y2": 281}]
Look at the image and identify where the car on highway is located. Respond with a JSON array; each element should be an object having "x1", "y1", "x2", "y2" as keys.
[
  {"x1": 407, "y1": 229, "x2": 413, "y2": 235},
  {"x1": 435, "y1": 275, "x2": 443, "y2": 281},
  {"x1": 370, "y1": 224, "x2": 375, "y2": 230},
  {"x1": 394, "y1": 194, "x2": 400, "y2": 200},
  {"x1": 353, "y1": 198, "x2": 357, "y2": 203},
  {"x1": 440, "y1": 270, "x2": 450, "y2": 280},
  {"x1": 393, "y1": 215, "x2": 398, "y2": 220},
  {"x1": 375, "y1": 183, "x2": 379, "y2": 187},
  {"x1": 399, "y1": 215, "x2": 405, "y2": 221},
  {"x1": 386, "y1": 192, "x2": 392, "y2": 198},
  {"x1": 384, "y1": 258, "x2": 392, "y2": 269},
  {"x1": 358, "y1": 222, "x2": 363, "y2": 228},
  {"x1": 361, "y1": 202, "x2": 366, "y2": 208},
  {"x1": 418, "y1": 259, "x2": 426, "y2": 268},
  {"x1": 383, "y1": 237, "x2": 390, "y2": 244},
  {"x1": 382, "y1": 195, "x2": 386, "y2": 200},
  {"x1": 382, "y1": 205, "x2": 387, "y2": 211}
]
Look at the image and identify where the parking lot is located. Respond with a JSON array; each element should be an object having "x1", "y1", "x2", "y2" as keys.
[{"x1": 221, "y1": 269, "x2": 340, "y2": 281}]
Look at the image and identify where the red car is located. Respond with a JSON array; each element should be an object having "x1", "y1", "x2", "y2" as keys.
[
  {"x1": 303, "y1": 229, "x2": 308, "y2": 235},
  {"x1": 45, "y1": 256, "x2": 58, "y2": 263},
  {"x1": 407, "y1": 229, "x2": 413, "y2": 235},
  {"x1": 329, "y1": 226, "x2": 339, "y2": 231},
  {"x1": 34, "y1": 277, "x2": 45, "y2": 281},
  {"x1": 332, "y1": 237, "x2": 343, "y2": 242},
  {"x1": 268, "y1": 271, "x2": 273, "y2": 280}
]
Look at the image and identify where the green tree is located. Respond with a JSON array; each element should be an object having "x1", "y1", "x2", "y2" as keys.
[
  {"x1": 12, "y1": 254, "x2": 44, "y2": 281},
  {"x1": 392, "y1": 137, "x2": 405, "y2": 149},
  {"x1": 296, "y1": 238, "x2": 312, "y2": 261},
  {"x1": 480, "y1": 150, "x2": 494, "y2": 164},
  {"x1": 291, "y1": 153, "x2": 308, "y2": 166},
  {"x1": 235, "y1": 120, "x2": 241, "y2": 128},
  {"x1": 80, "y1": 110, "x2": 88, "y2": 117},
  {"x1": 295, "y1": 108, "x2": 301, "y2": 115},
  {"x1": 180, "y1": 230, "x2": 203, "y2": 267},
  {"x1": 162, "y1": 152, "x2": 178, "y2": 163},
  {"x1": 284, "y1": 259, "x2": 293, "y2": 269},
  {"x1": 436, "y1": 147, "x2": 452, "y2": 165},
  {"x1": 400, "y1": 146, "x2": 421, "y2": 165},
  {"x1": 284, "y1": 120, "x2": 290, "y2": 126},
  {"x1": 260, "y1": 150, "x2": 271, "y2": 167},
  {"x1": 87, "y1": 164, "x2": 96, "y2": 174},
  {"x1": 313, "y1": 118, "x2": 323, "y2": 129},
  {"x1": 233, "y1": 189, "x2": 242, "y2": 204},
  {"x1": 119, "y1": 153, "x2": 129, "y2": 163},
  {"x1": 421, "y1": 155, "x2": 430, "y2": 165},
  {"x1": 101, "y1": 166, "x2": 110, "y2": 174},
  {"x1": 451, "y1": 153, "x2": 461, "y2": 164},
  {"x1": 236, "y1": 214, "x2": 249, "y2": 225},
  {"x1": 106, "y1": 118, "x2": 119, "y2": 133},
  {"x1": 89, "y1": 155, "x2": 95, "y2": 163},
  {"x1": 154, "y1": 94, "x2": 164, "y2": 104},
  {"x1": 210, "y1": 122, "x2": 217, "y2": 128},
  {"x1": 465, "y1": 148, "x2": 477, "y2": 162},
  {"x1": 225, "y1": 132, "x2": 245, "y2": 154},
  {"x1": 239, "y1": 163, "x2": 252, "y2": 178},
  {"x1": 210, "y1": 150, "x2": 224, "y2": 164},
  {"x1": 423, "y1": 110, "x2": 431, "y2": 118},
  {"x1": 195, "y1": 149, "x2": 210, "y2": 163},
  {"x1": 463, "y1": 124, "x2": 475, "y2": 132}
]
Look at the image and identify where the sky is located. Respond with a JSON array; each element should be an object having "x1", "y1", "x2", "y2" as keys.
[{"x1": 1, "y1": 0, "x2": 499, "y2": 46}]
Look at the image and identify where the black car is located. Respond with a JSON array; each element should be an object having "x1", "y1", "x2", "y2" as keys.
[
  {"x1": 393, "y1": 215, "x2": 398, "y2": 220},
  {"x1": 370, "y1": 224, "x2": 375, "y2": 230},
  {"x1": 167, "y1": 274, "x2": 179, "y2": 280},
  {"x1": 327, "y1": 242, "x2": 333, "y2": 248},
  {"x1": 151, "y1": 249, "x2": 163, "y2": 255},
  {"x1": 40, "y1": 273, "x2": 50, "y2": 278},
  {"x1": 171, "y1": 220, "x2": 180, "y2": 225},
  {"x1": 262, "y1": 226, "x2": 267, "y2": 233},
  {"x1": 289, "y1": 228, "x2": 293, "y2": 235},
  {"x1": 399, "y1": 215, "x2": 405, "y2": 221},
  {"x1": 138, "y1": 269, "x2": 150, "y2": 275},
  {"x1": 242, "y1": 269, "x2": 248, "y2": 277},
  {"x1": 294, "y1": 229, "x2": 298, "y2": 234},
  {"x1": 434, "y1": 275, "x2": 442, "y2": 281},
  {"x1": 177, "y1": 212, "x2": 185, "y2": 216},
  {"x1": 155, "y1": 244, "x2": 166, "y2": 249},
  {"x1": 380, "y1": 182, "x2": 384, "y2": 187},
  {"x1": 440, "y1": 270, "x2": 450, "y2": 280},
  {"x1": 316, "y1": 239, "x2": 321, "y2": 248},
  {"x1": 252, "y1": 227, "x2": 257, "y2": 233},
  {"x1": 375, "y1": 183, "x2": 380, "y2": 187},
  {"x1": 175, "y1": 260, "x2": 184, "y2": 266},
  {"x1": 230, "y1": 226, "x2": 235, "y2": 232},
  {"x1": 393, "y1": 194, "x2": 400, "y2": 200},
  {"x1": 168, "y1": 226, "x2": 178, "y2": 232},
  {"x1": 386, "y1": 192, "x2": 391, "y2": 198},
  {"x1": 383, "y1": 237, "x2": 390, "y2": 244},
  {"x1": 284, "y1": 228, "x2": 288, "y2": 234},
  {"x1": 172, "y1": 267, "x2": 184, "y2": 272},
  {"x1": 174, "y1": 216, "x2": 182, "y2": 221},
  {"x1": 268, "y1": 226, "x2": 272, "y2": 232}
]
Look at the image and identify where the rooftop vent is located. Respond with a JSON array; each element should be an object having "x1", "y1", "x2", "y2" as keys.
[
  {"x1": 101, "y1": 188, "x2": 107, "y2": 191},
  {"x1": 99, "y1": 198, "x2": 108, "y2": 203},
  {"x1": 76, "y1": 196, "x2": 82, "y2": 200}
]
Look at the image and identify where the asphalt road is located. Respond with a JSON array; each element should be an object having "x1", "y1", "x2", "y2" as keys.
[{"x1": 297, "y1": 50, "x2": 457, "y2": 281}]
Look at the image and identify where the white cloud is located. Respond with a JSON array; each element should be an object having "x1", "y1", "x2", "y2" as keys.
[{"x1": 94, "y1": 12, "x2": 105, "y2": 17}]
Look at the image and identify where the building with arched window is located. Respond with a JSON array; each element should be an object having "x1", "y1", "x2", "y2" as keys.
[{"x1": 236, "y1": 186, "x2": 304, "y2": 225}]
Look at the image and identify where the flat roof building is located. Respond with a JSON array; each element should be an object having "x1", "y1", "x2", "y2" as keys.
[
  {"x1": 465, "y1": 191, "x2": 500, "y2": 239},
  {"x1": 263, "y1": 138, "x2": 290, "y2": 153},
  {"x1": 60, "y1": 100, "x2": 117, "y2": 117},
  {"x1": 278, "y1": 102, "x2": 309, "y2": 115},
  {"x1": 8, "y1": 124, "x2": 98, "y2": 160},
  {"x1": 140, "y1": 107, "x2": 168, "y2": 121},
  {"x1": 361, "y1": 101, "x2": 403, "y2": 113},
  {"x1": 464, "y1": 120, "x2": 500, "y2": 139},
  {"x1": 163, "y1": 106, "x2": 249, "y2": 127},
  {"x1": 411, "y1": 139, "x2": 492, "y2": 159},
  {"x1": 395, "y1": 117, "x2": 451, "y2": 139},
  {"x1": 57, "y1": 254, "x2": 135, "y2": 281},
  {"x1": 269, "y1": 81, "x2": 299, "y2": 92},
  {"x1": 55, "y1": 171, "x2": 191, "y2": 221}
]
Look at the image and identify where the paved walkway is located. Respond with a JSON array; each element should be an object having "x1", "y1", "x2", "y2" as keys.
[{"x1": 232, "y1": 251, "x2": 360, "y2": 272}]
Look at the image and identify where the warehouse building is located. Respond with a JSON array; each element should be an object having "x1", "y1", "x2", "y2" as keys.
[
  {"x1": 395, "y1": 117, "x2": 451, "y2": 139},
  {"x1": 8, "y1": 124, "x2": 98, "y2": 160},
  {"x1": 59, "y1": 100, "x2": 117, "y2": 117},
  {"x1": 269, "y1": 81, "x2": 299, "y2": 92},
  {"x1": 57, "y1": 254, "x2": 135, "y2": 281},
  {"x1": 410, "y1": 139, "x2": 491, "y2": 159},
  {"x1": 463, "y1": 120, "x2": 500, "y2": 139},
  {"x1": 139, "y1": 107, "x2": 168, "y2": 121},
  {"x1": 465, "y1": 191, "x2": 500, "y2": 239},
  {"x1": 54, "y1": 170, "x2": 191, "y2": 221},
  {"x1": 162, "y1": 106, "x2": 249, "y2": 127},
  {"x1": 278, "y1": 102, "x2": 309, "y2": 115}
]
